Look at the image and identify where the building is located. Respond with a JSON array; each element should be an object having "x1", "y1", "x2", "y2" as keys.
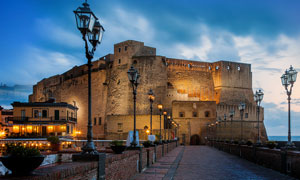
[
  {"x1": 28, "y1": 40, "x2": 267, "y2": 144},
  {"x1": 9, "y1": 101, "x2": 78, "y2": 137},
  {"x1": 0, "y1": 106, "x2": 13, "y2": 137}
]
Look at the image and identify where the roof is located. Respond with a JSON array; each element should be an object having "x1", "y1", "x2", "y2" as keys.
[{"x1": 11, "y1": 102, "x2": 78, "y2": 110}]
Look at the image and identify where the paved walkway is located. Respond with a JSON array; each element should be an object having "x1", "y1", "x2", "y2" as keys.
[{"x1": 133, "y1": 146, "x2": 294, "y2": 180}]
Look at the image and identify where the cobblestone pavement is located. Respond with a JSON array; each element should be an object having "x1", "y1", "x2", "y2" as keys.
[{"x1": 133, "y1": 146, "x2": 295, "y2": 180}]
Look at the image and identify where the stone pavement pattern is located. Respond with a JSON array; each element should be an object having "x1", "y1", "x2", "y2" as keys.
[{"x1": 133, "y1": 146, "x2": 294, "y2": 180}]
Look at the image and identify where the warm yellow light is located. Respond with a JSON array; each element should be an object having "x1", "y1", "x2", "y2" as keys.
[
  {"x1": 47, "y1": 143, "x2": 50, "y2": 146},
  {"x1": 146, "y1": 129, "x2": 150, "y2": 134},
  {"x1": 157, "y1": 104, "x2": 163, "y2": 110},
  {"x1": 163, "y1": 111, "x2": 167, "y2": 115}
]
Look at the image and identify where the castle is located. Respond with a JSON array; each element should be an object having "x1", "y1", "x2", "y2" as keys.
[{"x1": 29, "y1": 40, "x2": 267, "y2": 144}]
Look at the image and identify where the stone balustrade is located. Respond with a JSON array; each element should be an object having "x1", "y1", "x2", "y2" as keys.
[{"x1": 209, "y1": 141, "x2": 300, "y2": 179}]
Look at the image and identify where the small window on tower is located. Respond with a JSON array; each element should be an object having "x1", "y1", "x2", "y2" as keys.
[
  {"x1": 179, "y1": 112, "x2": 185, "y2": 117},
  {"x1": 118, "y1": 48, "x2": 121, "y2": 53},
  {"x1": 205, "y1": 111, "x2": 210, "y2": 117},
  {"x1": 118, "y1": 59, "x2": 121, "y2": 64},
  {"x1": 227, "y1": 66, "x2": 230, "y2": 70},
  {"x1": 216, "y1": 66, "x2": 219, "y2": 70},
  {"x1": 94, "y1": 118, "x2": 97, "y2": 125},
  {"x1": 237, "y1": 66, "x2": 241, "y2": 71},
  {"x1": 117, "y1": 123, "x2": 123, "y2": 132},
  {"x1": 193, "y1": 112, "x2": 198, "y2": 117},
  {"x1": 98, "y1": 117, "x2": 102, "y2": 125},
  {"x1": 209, "y1": 66, "x2": 212, "y2": 70},
  {"x1": 125, "y1": 46, "x2": 128, "y2": 51},
  {"x1": 245, "y1": 113, "x2": 249, "y2": 118}
]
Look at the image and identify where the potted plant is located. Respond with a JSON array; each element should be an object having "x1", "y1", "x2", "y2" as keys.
[
  {"x1": 246, "y1": 140, "x2": 253, "y2": 146},
  {"x1": 47, "y1": 136, "x2": 61, "y2": 151},
  {"x1": 0, "y1": 143, "x2": 45, "y2": 175},
  {"x1": 266, "y1": 141, "x2": 277, "y2": 149},
  {"x1": 110, "y1": 140, "x2": 126, "y2": 154},
  {"x1": 143, "y1": 140, "x2": 151, "y2": 148}
]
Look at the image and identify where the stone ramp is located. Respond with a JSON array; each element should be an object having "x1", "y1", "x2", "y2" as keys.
[{"x1": 133, "y1": 146, "x2": 294, "y2": 180}]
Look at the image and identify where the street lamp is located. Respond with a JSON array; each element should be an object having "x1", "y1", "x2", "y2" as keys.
[
  {"x1": 238, "y1": 103, "x2": 246, "y2": 144},
  {"x1": 148, "y1": 89, "x2": 155, "y2": 135},
  {"x1": 128, "y1": 66, "x2": 140, "y2": 147},
  {"x1": 73, "y1": 0, "x2": 104, "y2": 154},
  {"x1": 229, "y1": 110, "x2": 235, "y2": 143},
  {"x1": 157, "y1": 104, "x2": 163, "y2": 143},
  {"x1": 254, "y1": 90, "x2": 264, "y2": 145},
  {"x1": 167, "y1": 115, "x2": 171, "y2": 141},
  {"x1": 281, "y1": 65, "x2": 298, "y2": 149},
  {"x1": 163, "y1": 111, "x2": 167, "y2": 140}
]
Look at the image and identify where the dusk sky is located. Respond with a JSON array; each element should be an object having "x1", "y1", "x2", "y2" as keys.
[{"x1": 0, "y1": 0, "x2": 300, "y2": 136}]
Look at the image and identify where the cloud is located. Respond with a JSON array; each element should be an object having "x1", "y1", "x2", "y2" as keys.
[
  {"x1": 35, "y1": 18, "x2": 82, "y2": 48},
  {"x1": 10, "y1": 47, "x2": 81, "y2": 85}
]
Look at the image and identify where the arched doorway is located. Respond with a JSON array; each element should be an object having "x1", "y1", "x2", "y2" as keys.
[{"x1": 190, "y1": 134, "x2": 200, "y2": 145}]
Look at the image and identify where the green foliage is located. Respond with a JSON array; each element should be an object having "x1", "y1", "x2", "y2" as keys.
[
  {"x1": 155, "y1": 134, "x2": 161, "y2": 140},
  {"x1": 266, "y1": 141, "x2": 277, "y2": 149},
  {"x1": 5, "y1": 143, "x2": 41, "y2": 157},
  {"x1": 143, "y1": 140, "x2": 151, "y2": 147},
  {"x1": 154, "y1": 140, "x2": 160, "y2": 145},
  {"x1": 246, "y1": 140, "x2": 253, "y2": 146},
  {"x1": 111, "y1": 140, "x2": 124, "y2": 146},
  {"x1": 47, "y1": 136, "x2": 60, "y2": 144}
]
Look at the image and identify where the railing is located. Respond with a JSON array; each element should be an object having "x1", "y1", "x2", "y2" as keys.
[{"x1": 7, "y1": 116, "x2": 77, "y2": 123}]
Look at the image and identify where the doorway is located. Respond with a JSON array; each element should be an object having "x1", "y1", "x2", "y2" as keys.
[{"x1": 190, "y1": 134, "x2": 200, "y2": 145}]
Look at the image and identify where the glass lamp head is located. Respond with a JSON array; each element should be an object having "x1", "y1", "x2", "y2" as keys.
[
  {"x1": 88, "y1": 20, "x2": 105, "y2": 48},
  {"x1": 74, "y1": 2, "x2": 97, "y2": 33},
  {"x1": 288, "y1": 65, "x2": 297, "y2": 83}
]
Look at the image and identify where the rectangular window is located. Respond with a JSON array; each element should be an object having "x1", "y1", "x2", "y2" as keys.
[
  {"x1": 42, "y1": 110, "x2": 47, "y2": 118},
  {"x1": 125, "y1": 46, "x2": 128, "y2": 51},
  {"x1": 245, "y1": 113, "x2": 249, "y2": 118},
  {"x1": 193, "y1": 112, "x2": 198, "y2": 117},
  {"x1": 179, "y1": 112, "x2": 185, "y2": 117},
  {"x1": 98, "y1": 117, "x2": 102, "y2": 125},
  {"x1": 94, "y1": 118, "x2": 97, "y2": 125},
  {"x1": 117, "y1": 123, "x2": 123, "y2": 132},
  {"x1": 205, "y1": 111, "x2": 210, "y2": 117},
  {"x1": 118, "y1": 48, "x2": 121, "y2": 52},
  {"x1": 21, "y1": 110, "x2": 26, "y2": 120},
  {"x1": 34, "y1": 110, "x2": 39, "y2": 118},
  {"x1": 118, "y1": 59, "x2": 121, "y2": 64},
  {"x1": 54, "y1": 110, "x2": 59, "y2": 120}
]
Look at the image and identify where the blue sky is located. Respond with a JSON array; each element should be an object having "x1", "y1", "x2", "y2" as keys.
[{"x1": 1, "y1": 0, "x2": 300, "y2": 136}]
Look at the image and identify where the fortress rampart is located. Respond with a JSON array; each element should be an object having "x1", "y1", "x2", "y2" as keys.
[{"x1": 29, "y1": 40, "x2": 267, "y2": 143}]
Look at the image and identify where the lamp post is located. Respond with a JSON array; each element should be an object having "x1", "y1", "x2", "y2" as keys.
[
  {"x1": 167, "y1": 115, "x2": 171, "y2": 141},
  {"x1": 254, "y1": 90, "x2": 264, "y2": 146},
  {"x1": 128, "y1": 66, "x2": 140, "y2": 147},
  {"x1": 281, "y1": 65, "x2": 298, "y2": 149},
  {"x1": 158, "y1": 104, "x2": 163, "y2": 143},
  {"x1": 148, "y1": 89, "x2": 155, "y2": 135},
  {"x1": 239, "y1": 103, "x2": 246, "y2": 144},
  {"x1": 229, "y1": 110, "x2": 235, "y2": 143},
  {"x1": 163, "y1": 111, "x2": 167, "y2": 140},
  {"x1": 73, "y1": 1, "x2": 104, "y2": 154}
]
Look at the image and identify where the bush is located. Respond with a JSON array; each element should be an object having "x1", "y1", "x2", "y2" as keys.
[
  {"x1": 143, "y1": 140, "x2": 151, "y2": 148},
  {"x1": 266, "y1": 141, "x2": 277, "y2": 149},
  {"x1": 5, "y1": 143, "x2": 41, "y2": 157},
  {"x1": 47, "y1": 136, "x2": 60, "y2": 144},
  {"x1": 111, "y1": 140, "x2": 124, "y2": 146},
  {"x1": 154, "y1": 140, "x2": 160, "y2": 145}
]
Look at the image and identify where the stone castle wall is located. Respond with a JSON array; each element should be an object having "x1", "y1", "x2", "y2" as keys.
[{"x1": 28, "y1": 40, "x2": 267, "y2": 142}]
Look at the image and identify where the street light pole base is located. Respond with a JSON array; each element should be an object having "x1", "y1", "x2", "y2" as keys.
[{"x1": 284, "y1": 141, "x2": 297, "y2": 150}]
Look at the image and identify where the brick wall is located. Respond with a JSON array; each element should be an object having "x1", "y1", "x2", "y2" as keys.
[{"x1": 1, "y1": 141, "x2": 178, "y2": 180}]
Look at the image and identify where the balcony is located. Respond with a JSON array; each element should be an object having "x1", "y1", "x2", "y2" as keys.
[{"x1": 7, "y1": 116, "x2": 77, "y2": 124}]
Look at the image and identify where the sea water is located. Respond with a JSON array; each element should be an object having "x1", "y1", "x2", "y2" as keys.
[{"x1": 268, "y1": 136, "x2": 300, "y2": 141}]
